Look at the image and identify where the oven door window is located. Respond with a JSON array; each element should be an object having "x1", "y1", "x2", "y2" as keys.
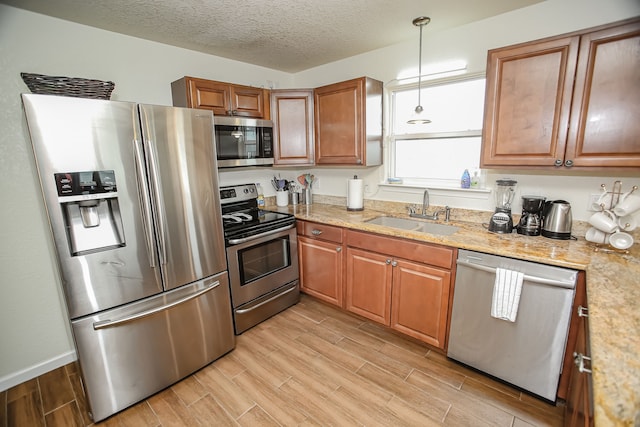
[
  {"x1": 238, "y1": 236, "x2": 291, "y2": 284},
  {"x1": 216, "y1": 125, "x2": 259, "y2": 159}
]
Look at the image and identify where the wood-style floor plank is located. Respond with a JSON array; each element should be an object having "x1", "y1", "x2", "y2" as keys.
[{"x1": 2, "y1": 294, "x2": 565, "y2": 426}]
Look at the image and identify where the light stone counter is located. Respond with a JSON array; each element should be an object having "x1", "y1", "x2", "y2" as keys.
[{"x1": 271, "y1": 198, "x2": 640, "y2": 427}]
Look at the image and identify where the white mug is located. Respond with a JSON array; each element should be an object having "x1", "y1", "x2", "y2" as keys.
[
  {"x1": 609, "y1": 231, "x2": 634, "y2": 250},
  {"x1": 276, "y1": 190, "x2": 289, "y2": 207},
  {"x1": 613, "y1": 194, "x2": 640, "y2": 217},
  {"x1": 588, "y1": 210, "x2": 618, "y2": 233},
  {"x1": 617, "y1": 215, "x2": 638, "y2": 231},
  {"x1": 585, "y1": 227, "x2": 611, "y2": 244}
]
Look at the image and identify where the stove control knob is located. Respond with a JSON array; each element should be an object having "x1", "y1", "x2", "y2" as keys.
[{"x1": 243, "y1": 188, "x2": 249, "y2": 194}]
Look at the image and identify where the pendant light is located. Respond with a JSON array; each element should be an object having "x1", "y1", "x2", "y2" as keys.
[{"x1": 407, "y1": 16, "x2": 431, "y2": 124}]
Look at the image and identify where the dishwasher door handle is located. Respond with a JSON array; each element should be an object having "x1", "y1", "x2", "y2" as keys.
[{"x1": 456, "y1": 259, "x2": 576, "y2": 289}]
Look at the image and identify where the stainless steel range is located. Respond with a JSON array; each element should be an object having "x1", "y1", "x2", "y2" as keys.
[{"x1": 220, "y1": 183, "x2": 299, "y2": 333}]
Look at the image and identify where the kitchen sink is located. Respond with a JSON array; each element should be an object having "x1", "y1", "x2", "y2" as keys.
[{"x1": 365, "y1": 216, "x2": 459, "y2": 236}]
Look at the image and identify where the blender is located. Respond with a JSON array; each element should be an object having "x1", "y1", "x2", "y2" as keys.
[
  {"x1": 516, "y1": 196, "x2": 546, "y2": 236},
  {"x1": 488, "y1": 179, "x2": 517, "y2": 233}
]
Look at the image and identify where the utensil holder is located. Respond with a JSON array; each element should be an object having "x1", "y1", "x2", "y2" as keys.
[
  {"x1": 276, "y1": 190, "x2": 288, "y2": 207},
  {"x1": 303, "y1": 189, "x2": 312, "y2": 205}
]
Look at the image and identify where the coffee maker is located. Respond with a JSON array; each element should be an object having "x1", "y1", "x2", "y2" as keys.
[
  {"x1": 488, "y1": 179, "x2": 517, "y2": 233},
  {"x1": 516, "y1": 196, "x2": 546, "y2": 236}
]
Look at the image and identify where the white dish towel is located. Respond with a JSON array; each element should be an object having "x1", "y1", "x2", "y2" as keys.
[{"x1": 491, "y1": 267, "x2": 524, "y2": 322}]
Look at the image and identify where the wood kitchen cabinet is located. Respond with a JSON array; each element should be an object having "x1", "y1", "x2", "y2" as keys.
[
  {"x1": 564, "y1": 274, "x2": 593, "y2": 427},
  {"x1": 314, "y1": 77, "x2": 383, "y2": 166},
  {"x1": 297, "y1": 221, "x2": 344, "y2": 307},
  {"x1": 270, "y1": 90, "x2": 315, "y2": 166},
  {"x1": 171, "y1": 76, "x2": 270, "y2": 119},
  {"x1": 481, "y1": 17, "x2": 640, "y2": 169},
  {"x1": 345, "y1": 230, "x2": 454, "y2": 349}
]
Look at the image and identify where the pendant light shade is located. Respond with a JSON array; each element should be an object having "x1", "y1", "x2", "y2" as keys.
[{"x1": 407, "y1": 16, "x2": 431, "y2": 124}]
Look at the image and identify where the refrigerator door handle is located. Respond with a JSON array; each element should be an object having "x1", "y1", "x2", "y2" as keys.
[
  {"x1": 133, "y1": 139, "x2": 156, "y2": 268},
  {"x1": 144, "y1": 138, "x2": 168, "y2": 265},
  {"x1": 92, "y1": 280, "x2": 221, "y2": 330}
]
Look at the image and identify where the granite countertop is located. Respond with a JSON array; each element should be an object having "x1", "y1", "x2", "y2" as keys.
[{"x1": 273, "y1": 200, "x2": 640, "y2": 427}]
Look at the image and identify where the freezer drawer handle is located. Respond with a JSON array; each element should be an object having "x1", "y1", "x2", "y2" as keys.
[
  {"x1": 456, "y1": 259, "x2": 576, "y2": 289},
  {"x1": 92, "y1": 281, "x2": 220, "y2": 330},
  {"x1": 228, "y1": 223, "x2": 295, "y2": 245},
  {"x1": 235, "y1": 284, "x2": 298, "y2": 314}
]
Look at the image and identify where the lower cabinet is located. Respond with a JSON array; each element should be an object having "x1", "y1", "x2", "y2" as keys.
[
  {"x1": 297, "y1": 221, "x2": 344, "y2": 307},
  {"x1": 564, "y1": 276, "x2": 593, "y2": 427},
  {"x1": 345, "y1": 230, "x2": 454, "y2": 349}
]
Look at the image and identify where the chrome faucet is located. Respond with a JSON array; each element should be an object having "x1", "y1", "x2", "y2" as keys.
[
  {"x1": 408, "y1": 189, "x2": 451, "y2": 221},
  {"x1": 421, "y1": 189, "x2": 430, "y2": 215}
]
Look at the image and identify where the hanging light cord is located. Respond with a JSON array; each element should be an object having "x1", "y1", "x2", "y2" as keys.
[
  {"x1": 416, "y1": 20, "x2": 424, "y2": 112},
  {"x1": 408, "y1": 16, "x2": 431, "y2": 124}
]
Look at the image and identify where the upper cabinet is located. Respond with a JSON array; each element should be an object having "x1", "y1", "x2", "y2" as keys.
[
  {"x1": 171, "y1": 76, "x2": 270, "y2": 119},
  {"x1": 481, "y1": 18, "x2": 640, "y2": 169},
  {"x1": 270, "y1": 89, "x2": 315, "y2": 166},
  {"x1": 314, "y1": 77, "x2": 383, "y2": 166}
]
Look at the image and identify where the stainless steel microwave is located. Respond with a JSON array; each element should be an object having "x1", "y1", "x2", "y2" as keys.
[{"x1": 214, "y1": 116, "x2": 274, "y2": 167}]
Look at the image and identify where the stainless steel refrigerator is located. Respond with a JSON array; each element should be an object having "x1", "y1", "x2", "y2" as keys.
[{"x1": 22, "y1": 94, "x2": 235, "y2": 422}]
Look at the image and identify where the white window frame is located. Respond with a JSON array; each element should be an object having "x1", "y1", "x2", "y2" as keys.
[{"x1": 385, "y1": 73, "x2": 487, "y2": 191}]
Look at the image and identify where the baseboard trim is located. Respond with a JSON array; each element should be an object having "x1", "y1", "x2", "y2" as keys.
[{"x1": 0, "y1": 350, "x2": 77, "y2": 391}]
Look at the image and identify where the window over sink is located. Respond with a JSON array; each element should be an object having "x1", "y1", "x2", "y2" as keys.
[{"x1": 388, "y1": 74, "x2": 486, "y2": 188}]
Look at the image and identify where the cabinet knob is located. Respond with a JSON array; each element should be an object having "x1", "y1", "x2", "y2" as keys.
[
  {"x1": 311, "y1": 229, "x2": 323, "y2": 235},
  {"x1": 385, "y1": 259, "x2": 391, "y2": 264},
  {"x1": 564, "y1": 159, "x2": 574, "y2": 167},
  {"x1": 554, "y1": 159, "x2": 563, "y2": 167},
  {"x1": 336, "y1": 247, "x2": 342, "y2": 252},
  {"x1": 391, "y1": 261, "x2": 398, "y2": 267}
]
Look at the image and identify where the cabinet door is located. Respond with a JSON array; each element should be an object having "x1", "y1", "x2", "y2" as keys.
[
  {"x1": 271, "y1": 90, "x2": 315, "y2": 165},
  {"x1": 230, "y1": 85, "x2": 268, "y2": 119},
  {"x1": 565, "y1": 20, "x2": 640, "y2": 167},
  {"x1": 481, "y1": 36, "x2": 579, "y2": 167},
  {"x1": 298, "y1": 236, "x2": 343, "y2": 307},
  {"x1": 187, "y1": 79, "x2": 231, "y2": 116},
  {"x1": 391, "y1": 260, "x2": 451, "y2": 349},
  {"x1": 314, "y1": 78, "x2": 364, "y2": 165},
  {"x1": 564, "y1": 307, "x2": 593, "y2": 427},
  {"x1": 345, "y1": 247, "x2": 392, "y2": 324}
]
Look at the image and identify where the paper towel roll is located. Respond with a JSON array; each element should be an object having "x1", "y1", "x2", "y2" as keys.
[{"x1": 347, "y1": 177, "x2": 364, "y2": 211}]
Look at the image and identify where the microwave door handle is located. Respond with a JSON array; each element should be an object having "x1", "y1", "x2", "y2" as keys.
[
  {"x1": 133, "y1": 139, "x2": 156, "y2": 268},
  {"x1": 227, "y1": 223, "x2": 295, "y2": 245}
]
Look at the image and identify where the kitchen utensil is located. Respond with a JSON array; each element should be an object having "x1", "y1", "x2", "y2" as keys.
[
  {"x1": 609, "y1": 231, "x2": 634, "y2": 250},
  {"x1": 516, "y1": 195, "x2": 545, "y2": 236},
  {"x1": 541, "y1": 200, "x2": 572, "y2": 239},
  {"x1": 613, "y1": 194, "x2": 640, "y2": 217},
  {"x1": 488, "y1": 179, "x2": 517, "y2": 233},
  {"x1": 588, "y1": 210, "x2": 618, "y2": 233},
  {"x1": 585, "y1": 227, "x2": 611, "y2": 244},
  {"x1": 617, "y1": 215, "x2": 637, "y2": 231}
]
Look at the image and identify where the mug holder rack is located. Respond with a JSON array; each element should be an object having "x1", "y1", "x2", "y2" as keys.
[{"x1": 589, "y1": 180, "x2": 638, "y2": 253}]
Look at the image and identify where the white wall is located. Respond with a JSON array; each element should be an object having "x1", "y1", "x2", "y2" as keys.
[
  {"x1": 1, "y1": 0, "x2": 639, "y2": 389},
  {"x1": 0, "y1": 4, "x2": 292, "y2": 389},
  {"x1": 284, "y1": 0, "x2": 640, "y2": 218}
]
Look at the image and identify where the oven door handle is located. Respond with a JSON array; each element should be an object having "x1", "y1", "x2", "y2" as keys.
[{"x1": 227, "y1": 223, "x2": 295, "y2": 245}]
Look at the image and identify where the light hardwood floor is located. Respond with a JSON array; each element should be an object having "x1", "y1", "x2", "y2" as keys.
[{"x1": 1, "y1": 294, "x2": 565, "y2": 426}]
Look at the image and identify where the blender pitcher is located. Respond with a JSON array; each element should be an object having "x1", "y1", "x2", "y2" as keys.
[{"x1": 488, "y1": 179, "x2": 517, "y2": 233}]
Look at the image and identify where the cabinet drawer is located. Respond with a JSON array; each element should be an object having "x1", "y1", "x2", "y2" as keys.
[
  {"x1": 298, "y1": 221, "x2": 343, "y2": 243},
  {"x1": 346, "y1": 230, "x2": 454, "y2": 269}
]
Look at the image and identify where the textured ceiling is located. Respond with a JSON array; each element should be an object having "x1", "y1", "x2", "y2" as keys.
[{"x1": 2, "y1": 0, "x2": 543, "y2": 72}]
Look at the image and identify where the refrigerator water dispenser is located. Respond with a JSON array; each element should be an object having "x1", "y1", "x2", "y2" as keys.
[{"x1": 55, "y1": 171, "x2": 126, "y2": 256}]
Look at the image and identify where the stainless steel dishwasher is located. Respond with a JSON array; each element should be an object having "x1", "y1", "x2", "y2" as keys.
[{"x1": 448, "y1": 249, "x2": 578, "y2": 402}]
